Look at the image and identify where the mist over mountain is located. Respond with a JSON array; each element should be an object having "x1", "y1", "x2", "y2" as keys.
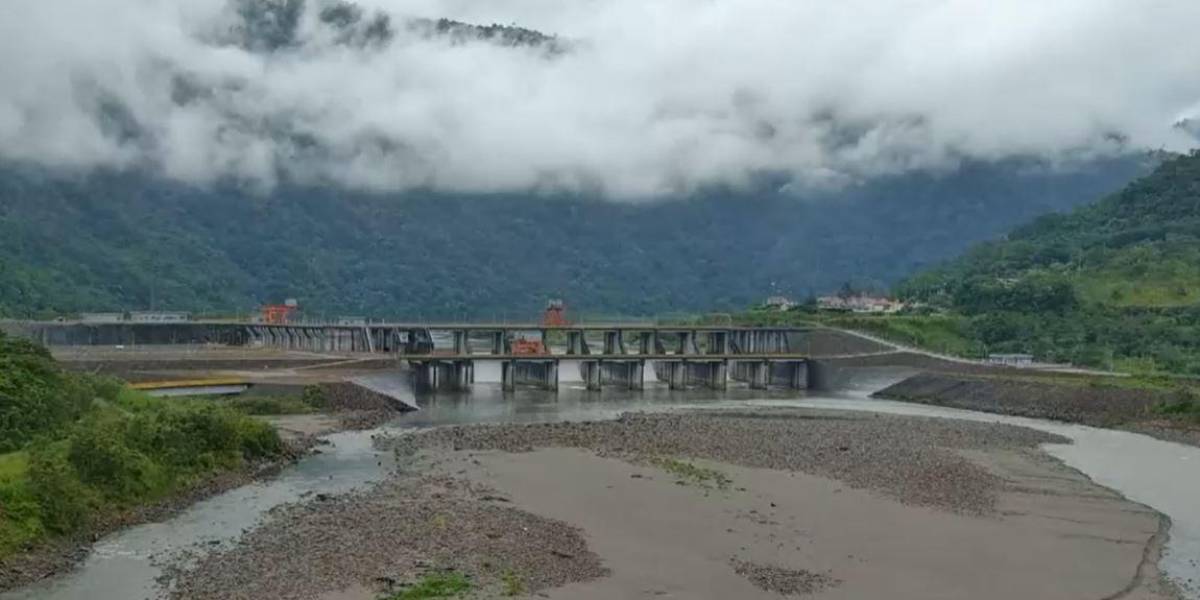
[
  {"x1": 1, "y1": 1, "x2": 1196, "y2": 318},
  {"x1": 2, "y1": 0, "x2": 1197, "y2": 197}
]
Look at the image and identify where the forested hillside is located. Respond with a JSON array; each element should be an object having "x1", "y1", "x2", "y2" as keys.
[
  {"x1": 899, "y1": 151, "x2": 1200, "y2": 373},
  {"x1": 0, "y1": 157, "x2": 1150, "y2": 319}
]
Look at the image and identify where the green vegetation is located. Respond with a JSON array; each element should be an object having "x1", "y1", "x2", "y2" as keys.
[
  {"x1": 0, "y1": 451, "x2": 39, "y2": 554},
  {"x1": 734, "y1": 305, "x2": 984, "y2": 359},
  {"x1": 0, "y1": 334, "x2": 106, "y2": 452},
  {"x1": 1155, "y1": 389, "x2": 1200, "y2": 423},
  {"x1": 209, "y1": 393, "x2": 321, "y2": 416},
  {"x1": 382, "y1": 571, "x2": 471, "y2": 600},
  {"x1": 822, "y1": 314, "x2": 984, "y2": 358},
  {"x1": 893, "y1": 151, "x2": 1200, "y2": 375},
  {"x1": 0, "y1": 331, "x2": 284, "y2": 560},
  {"x1": 651, "y1": 457, "x2": 732, "y2": 490},
  {"x1": 0, "y1": 155, "x2": 1148, "y2": 320},
  {"x1": 500, "y1": 570, "x2": 525, "y2": 596}
]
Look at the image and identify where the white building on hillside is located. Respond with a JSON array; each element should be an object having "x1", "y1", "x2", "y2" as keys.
[
  {"x1": 764, "y1": 296, "x2": 795, "y2": 311},
  {"x1": 817, "y1": 295, "x2": 905, "y2": 313}
]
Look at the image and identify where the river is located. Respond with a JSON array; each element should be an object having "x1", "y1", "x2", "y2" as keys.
[{"x1": 5, "y1": 368, "x2": 1198, "y2": 599}]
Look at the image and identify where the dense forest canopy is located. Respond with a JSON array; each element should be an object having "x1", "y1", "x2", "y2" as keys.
[
  {"x1": 0, "y1": 156, "x2": 1151, "y2": 320},
  {"x1": 898, "y1": 151, "x2": 1200, "y2": 373}
]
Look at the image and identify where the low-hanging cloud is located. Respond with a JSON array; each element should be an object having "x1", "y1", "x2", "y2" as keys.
[{"x1": 1, "y1": 0, "x2": 1199, "y2": 198}]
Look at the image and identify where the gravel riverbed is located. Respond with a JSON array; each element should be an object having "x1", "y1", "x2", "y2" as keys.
[
  {"x1": 163, "y1": 409, "x2": 1094, "y2": 599},
  {"x1": 165, "y1": 474, "x2": 606, "y2": 600},
  {"x1": 384, "y1": 409, "x2": 1069, "y2": 514}
]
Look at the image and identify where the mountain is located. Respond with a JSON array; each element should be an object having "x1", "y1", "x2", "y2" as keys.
[
  {"x1": 898, "y1": 151, "x2": 1200, "y2": 373},
  {"x1": 0, "y1": 156, "x2": 1152, "y2": 320}
]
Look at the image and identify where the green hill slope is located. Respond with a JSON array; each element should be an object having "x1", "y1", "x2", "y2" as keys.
[
  {"x1": 0, "y1": 158, "x2": 1149, "y2": 320},
  {"x1": 899, "y1": 151, "x2": 1200, "y2": 373}
]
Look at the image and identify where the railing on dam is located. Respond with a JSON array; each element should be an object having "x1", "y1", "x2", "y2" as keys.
[
  {"x1": 6, "y1": 319, "x2": 818, "y2": 392},
  {"x1": 9, "y1": 320, "x2": 815, "y2": 352}
]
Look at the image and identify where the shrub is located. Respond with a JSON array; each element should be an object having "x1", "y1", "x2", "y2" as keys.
[
  {"x1": 0, "y1": 334, "x2": 95, "y2": 452},
  {"x1": 126, "y1": 405, "x2": 245, "y2": 472},
  {"x1": 26, "y1": 443, "x2": 95, "y2": 534},
  {"x1": 236, "y1": 417, "x2": 285, "y2": 459},
  {"x1": 88, "y1": 375, "x2": 126, "y2": 403},
  {"x1": 0, "y1": 452, "x2": 43, "y2": 554},
  {"x1": 1156, "y1": 388, "x2": 1200, "y2": 421},
  {"x1": 66, "y1": 412, "x2": 164, "y2": 501},
  {"x1": 302, "y1": 385, "x2": 327, "y2": 410}
]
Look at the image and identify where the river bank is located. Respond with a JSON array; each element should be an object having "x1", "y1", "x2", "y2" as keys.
[
  {"x1": 0, "y1": 391, "x2": 407, "y2": 595},
  {"x1": 166, "y1": 409, "x2": 1181, "y2": 599},
  {"x1": 874, "y1": 372, "x2": 1200, "y2": 448},
  {"x1": 0, "y1": 445, "x2": 301, "y2": 593}
]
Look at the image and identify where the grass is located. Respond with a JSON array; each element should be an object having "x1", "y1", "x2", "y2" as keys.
[
  {"x1": 501, "y1": 570, "x2": 525, "y2": 596},
  {"x1": 1074, "y1": 255, "x2": 1200, "y2": 307},
  {"x1": 0, "y1": 452, "x2": 29, "y2": 485},
  {"x1": 821, "y1": 314, "x2": 984, "y2": 358},
  {"x1": 1154, "y1": 389, "x2": 1200, "y2": 423},
  {"x1": 382, "y1": 571, "x2": 472, "y2": 600},
  {"x1": 0, "y1": 452, "x2": 42, "y2": 557},
  {"x1": 732, "y1": 308, "x2": 984, "y2": 359},
  {"x1": 651, "y1": 457, "x2": 731, "y2": 490},
  {"x1": 934, "y1": 368, "x2": 1200, "y2": 397},
  {"x1": 212, "y1": 394, "x2": 319, "y2": 416}
]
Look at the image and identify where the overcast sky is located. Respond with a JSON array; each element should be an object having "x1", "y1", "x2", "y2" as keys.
[{"x1": 1, "y1": 0, "x2": 1198, "y2": 197}]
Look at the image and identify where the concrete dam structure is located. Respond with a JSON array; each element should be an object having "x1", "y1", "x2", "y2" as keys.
[
  {"x1": 409, "y1": 353, "x2": 810, "y2": 392},
  {"x1": 7, "y1": 320, "x2": 817, "y2": 393},
  {"x1": 399, "y1": 326, "x2": 807, "y2": 392}
]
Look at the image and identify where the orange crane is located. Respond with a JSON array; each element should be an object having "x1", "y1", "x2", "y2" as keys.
[
  {"x1": 542, "y1": 299, "x2": 569, "y2": 327},
  {"x1": 506, "y1": 300, "x2": 569, "y2": 354}
]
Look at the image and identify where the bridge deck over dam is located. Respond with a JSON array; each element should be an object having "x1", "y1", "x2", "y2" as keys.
[
  {"x1": 4, "y1": 319, "x2": 823, "y2": 393},
  {"x1": 5, "y1": 319, "x2": 1062, "y2": 397},
  {"x1": 5, "y1": 320, "x2": 809, "y2": 355}
]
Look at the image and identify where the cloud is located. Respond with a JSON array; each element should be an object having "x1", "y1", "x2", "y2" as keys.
[{"x1": 1, "y1": 0, "x2": 1198, "y2": 198}]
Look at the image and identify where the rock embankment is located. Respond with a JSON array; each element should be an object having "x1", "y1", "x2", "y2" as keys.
[
  {"x1": 311, "y1": 381, "x2": 415, "y2": 430},
  {"x1": 875, "y1": 373, "x2": 1200, "y2": 447}
]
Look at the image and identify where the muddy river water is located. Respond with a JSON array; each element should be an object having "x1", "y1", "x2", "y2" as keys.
[{"x1": 5, "y1": 368, "x2": 1198, "y2": 599}]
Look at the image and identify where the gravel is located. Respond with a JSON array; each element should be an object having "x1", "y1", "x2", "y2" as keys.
[
  {"x1": 730, "y1": 559, "x2": 840, "y2": 596},
  {"x1": 164, "y1": 409, "x2": 1070, "y2": 599},
  {"x1": 384, "y1": 409, "x2": 1068, "y2": 514},
  {"x1": 165, "y1": 474, "x2": 607, "y2": 600}
]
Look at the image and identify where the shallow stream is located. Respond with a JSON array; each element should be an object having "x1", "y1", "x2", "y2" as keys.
[{"x1": 5, "y1": 369, "x2": 1197, "y2": 599}]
